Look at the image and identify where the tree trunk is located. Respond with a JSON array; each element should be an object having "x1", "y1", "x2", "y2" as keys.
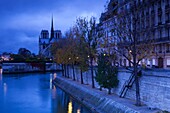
[
  {"x1": 134, "y1": 63, "x2": 141, "y2": 106},
  {"x1": 80, "y1": 69, "x2": 84, "y2": 84},
  {"x1": 64, "y1": 64, "x2": 67, "y2": 77},
  {"x1": 67, "y1": 65, "x2": 69, "y2": 78},
  {"x1": 99, "y1": 86, "x2": 102, "y2": 91},
  {"x1": 133, "y1": 15, "x2": 141, "y2": 105},
  {"x1": 108, "y1": 88, "x2": 111, "y2": 94},
  {"x1": 62, "y1": 64, "x2": 64, "y2": 76},
  {"x1": 72, "y1": 63, "x2": 75, "y2": 81},
  {"x1": 90, "y1": 57, "x2": 95, "y2": 88}
]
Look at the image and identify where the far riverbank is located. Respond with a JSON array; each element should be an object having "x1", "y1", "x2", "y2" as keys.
[{"x1": 1, "y1": 62, "x2": 62, "y2": 74}]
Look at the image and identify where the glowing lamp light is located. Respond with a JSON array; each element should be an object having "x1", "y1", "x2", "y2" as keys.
[
  {"x1": 68, "y1": 101, "x2": 73, "y2": 113},
  {"x1": 77, "y1": 109, "x2": 80, "y2": 113}
]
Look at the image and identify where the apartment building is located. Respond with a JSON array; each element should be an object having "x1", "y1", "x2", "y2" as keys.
[{"x1": 98, "y1": 0, "x2": 170, "y2": 68}]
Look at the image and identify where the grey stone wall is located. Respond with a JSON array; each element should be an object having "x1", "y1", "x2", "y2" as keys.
[{"x1": 120, "y1": 70, "x2": 170, "y2": 111}]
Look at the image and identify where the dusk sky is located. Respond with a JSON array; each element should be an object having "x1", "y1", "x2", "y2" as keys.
[{"x1": 0, "y1": 0, "x2": 107, "y2": 54}]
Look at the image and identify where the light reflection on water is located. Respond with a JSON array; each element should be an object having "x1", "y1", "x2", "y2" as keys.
[
  {"x1": 68, "y1": 100, "x2": 73, "y2": 113},
  {"x1": 0, "y1": 73, "x2": 92, "y2": 113},
  {"x1": 0, "y1": 73, "x2": 2, "y2": 82}
]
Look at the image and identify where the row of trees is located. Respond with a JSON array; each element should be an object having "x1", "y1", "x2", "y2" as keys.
[
  {"x1": 51, "y1": 17, "x2": 99, "y2": 87},
  {"x1": 51, "y1": 17, "x2": 119, "y2": 92}
]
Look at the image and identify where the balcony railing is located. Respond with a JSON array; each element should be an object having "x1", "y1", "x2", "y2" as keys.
[{"x1": 155, "y1": 37, "x2": 170, "y2": 43}]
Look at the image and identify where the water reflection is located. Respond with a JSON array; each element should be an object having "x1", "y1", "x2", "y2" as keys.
[
  {"x1": 68, "y1": 100, "x2": 73, "y2": 113},
  {"x1": 50, "y1": 73, "x2": 57, "y2": 89},
  {"x1": 52, "y1": 85, "x2": 56, "y2": 99},
  {"x1": 0, "y1": 73, "x2": 92, "y2": 113},
  {"x1": 3, "y1": 83, "x2": 7, "y2": 97},
  {"x1": 0, "y1": 73, "x2": 2, "y2": 81},
  {"x1": 53, "y1": 73, "x2": 57, "y2": 79},
  {"x1": 77, "y1": 109, "x2": 81, "y2": 113},
  {"x1": 0, "y1": 69, "x2": 3, "y2": 74},
  {"x1": 50, "y1": 73, "x2": 53, "y2": 89}
]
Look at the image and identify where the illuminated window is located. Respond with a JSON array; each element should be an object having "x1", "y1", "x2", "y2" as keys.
[
  {"x1": 167, "y1": 59, "x2": 170, "y2": 66},
  {"x1": 152, "y1": 59, "x2": 156, "y2": 65}
]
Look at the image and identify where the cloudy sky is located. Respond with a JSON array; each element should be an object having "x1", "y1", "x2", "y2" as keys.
[{"x1": 0, "y1": 0, "x2": 107, "y2": 54}]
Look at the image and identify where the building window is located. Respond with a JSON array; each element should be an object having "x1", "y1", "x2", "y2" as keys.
[
  {"x1": 158, "y1": 14, "x2": 162, "y2": 25},
  {"x1": 147, "y1": 59, "x2": 150, "y2": 66},
  {"x1": 166, "y1": 12, "x2": 170, "y2": 23},
  {"x1": 152, "y1": 30, "x2": 155, "y2": 39},
  {"x1": 158, "y1": 1, "x2": 161, "y2": 9},
  {"x1": 165, "y1": 0, "x2": 169, "y2": 7},
  {"x1": 159, "y1": 29, "x2": 162, "y2": 39},
  {"x1": 158, "y1": 1, "x2": 162, "y2": 25},
  {"x1": 146, "y1": 7, "x2": 149, "y2": 16},
  {"x1": 166, "y1": 28, "x2": 170, "y2": 39},
  {"x1": 108, "y1": 32, "x2": 112, "y2": 37},
  {"x1": 159, "y1": 44, "x2": 162, "y2": 53},
  {"x1": 167, "y1": 59, "x2": 170, "y2": 67},
  {"x1": 158, "y1": 44, "x2": 162, "y2": 53},
  {"x1": 146, "y1": 16, "x2": 149, "y2": 27},
  {"x1": 152, "y1": 59, "x2": 156, "y2": 66},
  {"x1": 151, "y1": 3, "x2": 154, "y2": 13},
  {"x1": 151, "y1": 15, "x2": 155, "y2": 26},
  {"x1": 166, "y1": 44, "x2": 170, "y2": 53}
]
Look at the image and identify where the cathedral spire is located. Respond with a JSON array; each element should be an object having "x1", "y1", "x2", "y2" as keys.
[{"x1": 50, "y1": 16, "x2": 54, "y2": 40}]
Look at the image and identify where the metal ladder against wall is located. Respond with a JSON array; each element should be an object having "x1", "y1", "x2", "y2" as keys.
[{"x1": 119, "y1": 72, "x2": 135, "y2": 98}]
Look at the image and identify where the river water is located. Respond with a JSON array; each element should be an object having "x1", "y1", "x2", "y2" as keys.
[{"x1": 0, "y1": 73, "x2": 92, "y2": 113}]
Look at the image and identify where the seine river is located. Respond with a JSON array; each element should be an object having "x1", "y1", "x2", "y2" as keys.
[{"x1": 0, "y1": 73, "x2": 92, "y2": 113}]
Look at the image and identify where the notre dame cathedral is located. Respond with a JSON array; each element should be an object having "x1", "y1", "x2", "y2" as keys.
[{"x1": 39, "y1": 18, "x2": 62, "y2": 58}]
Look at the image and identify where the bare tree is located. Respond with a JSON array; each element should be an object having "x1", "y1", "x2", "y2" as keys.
[{"x1": 112, "y1": 1, "x2": 155, "y2": 106}]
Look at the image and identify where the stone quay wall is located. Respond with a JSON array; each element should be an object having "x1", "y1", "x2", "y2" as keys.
[
  {"x1": 119, "y1": 70, "x2": 170, "y2": 111},
  {"x1": 65, "y1": 66, "x2": 170, "y2": 111},
  {"x1": 53, "y1": 76, "x2": 141, "y2": 113}
]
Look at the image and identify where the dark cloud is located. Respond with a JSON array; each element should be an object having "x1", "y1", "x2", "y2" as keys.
[{"x1": 0, "y1": 0, "x2": 107, "y2": 54}]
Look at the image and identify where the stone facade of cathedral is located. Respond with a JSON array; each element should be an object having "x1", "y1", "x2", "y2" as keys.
[{"x1": 39, "y1": 18, "x2": 62, "y2": 58}]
